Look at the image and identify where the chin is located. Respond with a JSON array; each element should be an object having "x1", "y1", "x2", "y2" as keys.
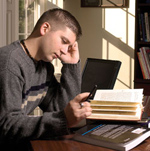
[
  {"x1": 42, "y1": 58, "x2": 52, "y2": 62},
  {"x1": 43, "y1": 55, "x2": 57, "y2": 62}
]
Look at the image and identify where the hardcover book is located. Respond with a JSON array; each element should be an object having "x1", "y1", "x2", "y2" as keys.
[
  {"x1": 140, "y1": 47, "x2": 150, "y2": 78},
  {"x1": 137, "y1": 51, "x2": 149, "y2": 79}
]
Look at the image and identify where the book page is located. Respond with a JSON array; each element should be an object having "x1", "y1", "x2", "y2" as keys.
[{"x1": 94, "y1": 89, "x2": 143, "y2": 102}]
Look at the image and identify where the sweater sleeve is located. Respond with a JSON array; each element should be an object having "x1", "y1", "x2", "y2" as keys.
[
  {"x1": 40, "y1": 60, "x2": 81, "y2": 112},
  {"x1": 0, "y1": 61, "x2": 81, "y2": 143}
]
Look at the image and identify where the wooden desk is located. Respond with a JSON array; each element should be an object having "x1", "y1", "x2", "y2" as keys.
[{"x1": 30, "y1": 134, "x2": 150, "y2": 151}]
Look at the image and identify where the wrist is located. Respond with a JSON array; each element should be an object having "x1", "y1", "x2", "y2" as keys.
[{"x1": 62, "y1": 59, "x2": 80, "y2": 65}]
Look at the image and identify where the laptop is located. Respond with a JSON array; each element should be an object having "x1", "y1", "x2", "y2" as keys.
[{"x1": 81, "y1": 58, "x2": 121, "y2": 98}]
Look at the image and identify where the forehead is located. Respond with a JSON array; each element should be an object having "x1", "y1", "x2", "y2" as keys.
[{"x1": 60, "y1": 27, "x2": 76, "y2": 43}]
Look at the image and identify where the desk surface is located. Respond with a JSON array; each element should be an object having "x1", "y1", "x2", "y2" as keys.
[{"x1": 30, "y1": 134, "x2": 150, "y2": 151}]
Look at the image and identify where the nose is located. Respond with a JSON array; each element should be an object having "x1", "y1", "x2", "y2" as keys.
[{"x1": 61, "y1": 45, "x2": 69, "y2": 55}]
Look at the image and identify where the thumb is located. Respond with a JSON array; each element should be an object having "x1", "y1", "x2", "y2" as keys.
[{"x1": 74, "y1": 92, "x2": 90, "y2": 103}]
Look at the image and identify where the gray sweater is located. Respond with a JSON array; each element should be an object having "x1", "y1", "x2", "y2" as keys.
[{"x1": 0, "y1": 41, "x2": 81, "y2": 143}]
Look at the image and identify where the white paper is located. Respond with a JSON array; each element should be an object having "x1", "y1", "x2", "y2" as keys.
[{"x1": 94, "y1": 89, "x2": 143, "y2": 102}]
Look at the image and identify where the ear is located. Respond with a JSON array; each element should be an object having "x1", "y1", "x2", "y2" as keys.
[{"x1": 40, "y1": 22, "x2": 51, "y2": 36}]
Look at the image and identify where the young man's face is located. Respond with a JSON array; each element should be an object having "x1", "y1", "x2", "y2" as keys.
[{"x1": 40, "y1": 27, "x2": 76, "y2": 62}]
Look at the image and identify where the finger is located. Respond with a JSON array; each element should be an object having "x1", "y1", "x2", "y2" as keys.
[
  {"x1": 73, "y1": 108, "x2": 92, "y2": 122},
  {"x1": 80, "y1": 106, "x2": 92, "y2": 112},
  {"x1": 74, "y1": 93, "x2": 90, "y2": 103},
  {"x1": 79, "y1": 102, "x2": 84, "y2": 109},
  {"x1": 78, "y1": 104, "x2": 92, "y2": 117},
  {"x1": 81, "y1": 111, "x2": 92, "y2": 118},
  {"x1": 79, "y1": 107, "x2": 92, "y2": 119},
  {"x1": 72, "y1": 41, "x2": 78, "y2": 49},
  {"x1": 79, "y1": 101, "x2": 91, "y2": 109},
  {"x1": 68, "y1": 41, "x2": 78, "y2": 52}
]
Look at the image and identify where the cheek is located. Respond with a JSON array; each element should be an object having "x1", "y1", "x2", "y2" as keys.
[{"x1": 43, "y1": 35, "x2": 62, "y2": 53}]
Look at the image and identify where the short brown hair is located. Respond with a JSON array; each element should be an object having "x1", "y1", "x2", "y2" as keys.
[{"x1": 33, "y1": 8, "x2": 82, "y2": 40}]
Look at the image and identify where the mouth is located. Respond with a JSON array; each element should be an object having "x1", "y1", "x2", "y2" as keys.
[
  {"x1": 54, "y1": 53, "x2": 60, "y2": 59},
  {"x1": 54, "y1": 52, "x2": 64, "y2": 59}
]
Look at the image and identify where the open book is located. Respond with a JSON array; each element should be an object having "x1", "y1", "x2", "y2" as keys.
[{"x1": 87, "y1": 89, "x2": 144, "y2": 121}]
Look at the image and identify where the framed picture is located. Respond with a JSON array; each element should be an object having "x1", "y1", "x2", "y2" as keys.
[
  {"x1": 81, "y1": 0, "x2": 129, "y2": 8},
  {"x1": 81, "y1": 0, "x2": 100, "y2": 7}
]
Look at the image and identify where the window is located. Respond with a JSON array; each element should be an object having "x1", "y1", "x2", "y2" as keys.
[{"x1": 19, "y1": 0, "x2": 38, "y2": 40}]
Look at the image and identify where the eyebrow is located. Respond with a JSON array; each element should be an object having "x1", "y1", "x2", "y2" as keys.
[{"x1": 62, "y1": 36, "x2": 71, "y2": 44}]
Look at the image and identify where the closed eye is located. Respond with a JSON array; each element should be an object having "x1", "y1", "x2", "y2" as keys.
[
  {"x1": 61, "y1": 36, "x2": 70, "y2": 44},
  {"x1": 61, "y1": 37, "x2": 72, "y2": 50},
  {"x1": 62, "y1": 39, "x2": 66, "y2": 44}
]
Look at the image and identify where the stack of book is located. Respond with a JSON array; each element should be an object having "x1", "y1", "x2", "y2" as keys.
[
  {"x1": 138, "y1": 9, "x2": 150, "y2": 42},
  {"x1": 137, "y1": 47, "x2": 150, "y2": 79},
  {"x1": 73, "y1": 89, "x2": 150, "y2": 151},
  {"x1": 86, "y1": 89, "x2": 144, "y2": 121}
]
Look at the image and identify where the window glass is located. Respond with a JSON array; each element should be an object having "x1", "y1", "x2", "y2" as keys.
[
  {"x1": 19, "y1": 0, "x2": 25, "y2": 33},
  {"x1": 28, "y1": 1, "x2": 35, "y2": 33},
  {"x1": 19, "y1": 0, "x2": 35, "y2": 39}
]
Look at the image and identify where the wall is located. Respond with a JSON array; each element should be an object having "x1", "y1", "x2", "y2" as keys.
[
  {"x1": 64, "y1": 0, "x2": 135, "y2": 89},
  {"x1": 0, "y1": 0, "x2": 6, "y2": 47},
  {"x1": 0, "y1": 0, "x2": 18, "y2": 47}
]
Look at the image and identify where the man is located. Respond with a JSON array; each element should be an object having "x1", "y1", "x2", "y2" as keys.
[{"x1": 0, "y1": 8, "x2": 92, "y2": 150}]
